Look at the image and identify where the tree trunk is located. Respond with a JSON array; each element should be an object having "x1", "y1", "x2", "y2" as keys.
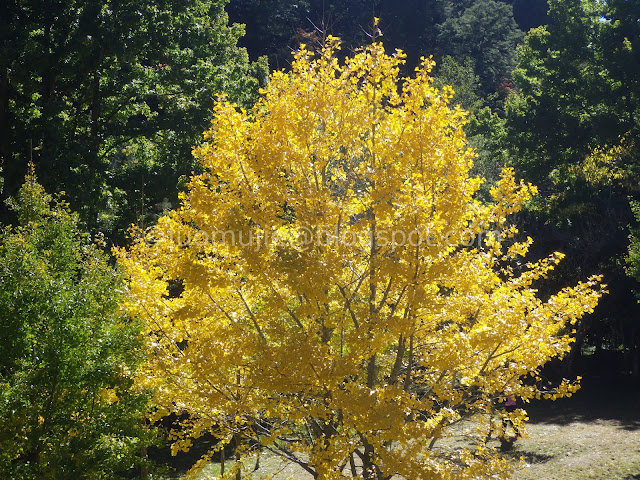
[
  {"x1": 140, "y1": 445, "x2": 148, "y2": 479},
  {"x1": 234, "y1": 433, "x2": 242, "y2": 480}
]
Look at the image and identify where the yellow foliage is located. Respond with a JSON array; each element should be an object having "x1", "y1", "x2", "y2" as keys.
[
  {"x1": 116, "y1": 39, "x2": 603, "y2": 480},
  {"x1": 567, "y1": 133, "x2": 634, "y2": 186}
]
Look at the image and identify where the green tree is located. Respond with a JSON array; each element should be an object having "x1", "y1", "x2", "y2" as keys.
[
  {"x1": 505, "y1": 0, "x2": 640, "y2": 374},
  {"x1": 505, "y1": 0, "x2": 640, "y2": 267},
  {"x1": 433, "y1": 55, "x2": 482, "y2": 113},
  {"x1": 507, "y1": 0, "x2": 639, "y2": 180},
  {"x1": 626, "y1": 200, "x2": 640, "y2": 376},
  {"x1": 0, "y1": 172, "x2": 152, "y2": 479},
  {"x1": 0, "y1": 0, "x2": 267, "y2": 242},
  {"x1": 437, "y1": 0, "x2": 523, "y2": 98},
  {"x1": 432, "y1": 56, "x2": 508, "y2": 195}
]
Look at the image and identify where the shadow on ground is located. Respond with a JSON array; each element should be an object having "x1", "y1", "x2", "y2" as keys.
[
  {"x1": 517, "y1": 451, "x2": 555, "y2": 464},
  {"x1": 524, "y1": 376, "x2": 640, "y2": 430},
  {"x1": 152, "y1": 376, "x2": 640, "y2": 478}
]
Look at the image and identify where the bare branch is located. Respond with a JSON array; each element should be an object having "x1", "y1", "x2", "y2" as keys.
[{"x1": 237, "y1": 288, "x2": 267, "y2": 343}]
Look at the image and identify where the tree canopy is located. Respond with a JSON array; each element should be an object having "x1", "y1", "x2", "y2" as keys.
[
  {"x1": 0, "y1": 172, "x2": 152, "y2": 479},
  {"x1": 0, "y1": 0, "x2": 267, "y2": 242},
  {"x1": 437, "y1": 0, "x2": 523, "y2": 97},
  {"x1": 118, "y1": 38, "x2": 603, "y2": 480},
  {"x1": 505, "y1": 0, "x2": 640, "y2": 370},
  {"x1": 507, "y1": 0, "x2": 639, "y2": 179}
]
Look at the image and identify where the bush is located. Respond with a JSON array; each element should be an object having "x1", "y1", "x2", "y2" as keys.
[{"x1": 0, "y1": 172, "x2": 153, "y2": 479}]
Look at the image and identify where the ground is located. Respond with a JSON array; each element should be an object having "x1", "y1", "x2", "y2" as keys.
[
  {"x1": 506, "y1": 376, "x2": 640, "y2": 480},
  {"x1": 161, "y1": 377, "x2": 640, "y2": 479}
]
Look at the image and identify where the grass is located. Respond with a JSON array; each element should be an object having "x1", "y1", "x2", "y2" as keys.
[{"x1": 161, "y1": 376, "x2": 640, "y2": 480}]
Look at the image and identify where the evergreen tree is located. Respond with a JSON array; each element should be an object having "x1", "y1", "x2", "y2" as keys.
[
  {"x1": 437, "y1": 0, "x2": 523, "y2": 98},
  {"x1": 512, "y1": 0, "x2": 549, "y2": 32}
]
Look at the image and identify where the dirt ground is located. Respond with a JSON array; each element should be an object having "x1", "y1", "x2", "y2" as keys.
[{"x1": 168, "y1": 377, "x2": 640, "y2": 480}]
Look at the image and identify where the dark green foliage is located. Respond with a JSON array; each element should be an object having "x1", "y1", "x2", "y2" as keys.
[
  {"x1": 228, "y1": 0, "x2": 523, "y2": 80},
  {"x1": 506, "y1": 0, "x2": 640, "y2": 230},
  {"x1": 437, "y1": 0, "x2": 523, "y2": 98},
  {"x1": 506, "y1": 0, "x2": 640, "y2": 223},
  {"x1": 226, "y1": 0, "x2": 313, "y2": 69},
  {"x1": 628, "y1": 201, "x2": 640, "y2": 285},
  {"x1": 507, "y1": 0, "x2": 639, "y2": 181},
  {"x1": 364, "y1": 0, "x2": 447, "y2": 68},
  {"x1": 0, "y1": 0, "x2": 268, "y2": 243},
  {"x1": 505, "y1": 0, "x2": 640, "y2": 371},
  {"x1": 228, "y1": 0, "x2": 530, "y2": 84},
  {"x1": 431, "y1": 56, "x2": 508, "y2": 194},
  {"x1": 280, "y1": 0, "x2": 448, "y2": 70},
  {"x1": 228, "y1": 0, "x2": 448, "y2": 70},
  {"x1": 466, "y1": 107, "x2": 511, "y2": 196},
  {"x1": 0, "y1": 173, "x2": 153, "y2": 479},
  {"x1": 626, "y1": 201, "x2": 640, "y2": 377}
]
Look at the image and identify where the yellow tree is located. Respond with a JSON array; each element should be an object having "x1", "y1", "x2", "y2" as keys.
[{"x1": 117, "y1": 37, "x2": 603, "y2": 480}]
